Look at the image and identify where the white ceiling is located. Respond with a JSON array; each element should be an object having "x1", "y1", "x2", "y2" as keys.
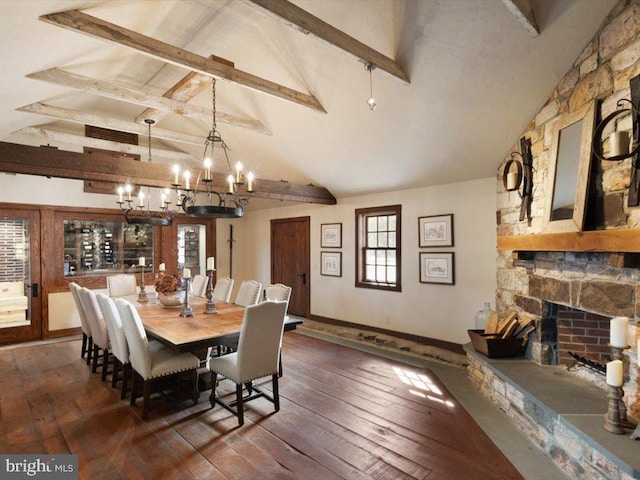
[{"x1": 0, "y1": 0, "x2": 616, "y2": 208}]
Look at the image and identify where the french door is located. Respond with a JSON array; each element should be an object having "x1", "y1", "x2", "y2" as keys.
[
  {"x1": 271, "y1": 216, "x2": 310, "y2": 317},
  {"x1": 0, "y1": 208, "x2": 41, "y2": 345}
]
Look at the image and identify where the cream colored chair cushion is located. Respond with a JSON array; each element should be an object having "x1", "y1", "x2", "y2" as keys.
[
  {"x1": 234, "y1": 280, "x2": 262, "y2": 307},
  {"x1": 69, "y1": 282, "x2": 91, "y2": 337},
  {"x1": 264, "y1": 284, "x2": 292, "y2": 307},
  {"x1": 191, "y1": 274, "x2": 208, "y2": 298},
  {"x1": 96, "y1": 293, "x2": 128, "y2": 365},
  {"x1": 213, "y1": 277, "x2": 234, "y2": 303},
  {"x1": 107, "y1": 274, "x2": 138, "y2": 297},
  {"x1": 77, "y1": 287, "x2": 109, "y2": 350}
]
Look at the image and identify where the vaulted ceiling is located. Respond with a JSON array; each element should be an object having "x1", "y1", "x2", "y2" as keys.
[{"x1": 0, "y1": 0, "x2": 616, "y2": 209}]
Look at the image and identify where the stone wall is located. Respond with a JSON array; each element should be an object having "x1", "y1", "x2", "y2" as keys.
[{"x1": 496, "y1": 1, "x2": 640, "y2": 414}]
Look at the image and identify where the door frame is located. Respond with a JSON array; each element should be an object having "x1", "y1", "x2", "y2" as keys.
[{"x1": 0, "y1": 207, "x2": 42, "y2": 345}]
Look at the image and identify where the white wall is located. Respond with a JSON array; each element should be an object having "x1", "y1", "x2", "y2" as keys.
[{"x1": 216, "y1": 177, "x2": 497, "y2": 345}]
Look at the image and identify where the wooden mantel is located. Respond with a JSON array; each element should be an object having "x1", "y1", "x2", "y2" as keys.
[{"x1": 497, "y1": 229, "x2": 640, "y2": 253}]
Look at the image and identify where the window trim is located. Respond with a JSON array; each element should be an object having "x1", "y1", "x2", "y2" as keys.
[{"x1": 355, "y1": 204, "x2": 401, "y2": 292}]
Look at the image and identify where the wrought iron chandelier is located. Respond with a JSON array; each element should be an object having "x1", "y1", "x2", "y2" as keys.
[
  {"x1": 116, "y1": 119, "x2": 174, "y2": 226},
  {"x1": 172, "y1": 78, "x2": 254, "y2": 218}
]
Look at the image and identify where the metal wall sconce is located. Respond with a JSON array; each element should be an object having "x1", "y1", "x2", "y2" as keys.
[
  {"x1": 592, "y1": 74, "x2": 640, "y2": 206},
  {"x1": 502, "y1": 136, "x2": 533, "y2": 221}
]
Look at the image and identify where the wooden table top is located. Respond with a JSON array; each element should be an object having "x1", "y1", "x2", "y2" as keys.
[{"x1": 131, "y1": 296, "x2": 302, "y2": 353}]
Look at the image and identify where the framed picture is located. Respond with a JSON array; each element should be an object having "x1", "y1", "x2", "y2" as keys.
[
  {"x1": 419, "y1": 252, "x2": 454, "y2": 285},
  {"x1": 418, "y1": 214, "x2": 454, "y2": 247},
  {"x1": 321, "y1": 223, "x2": 342, "y2": 248},
  {"x1": 321, "y1": 251, "x2": 342, "y2": 277}
]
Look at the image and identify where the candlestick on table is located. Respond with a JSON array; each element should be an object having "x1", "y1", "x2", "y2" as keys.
[
  {"x1": 180, "y1": 277, "x2": 194, "y2": 318},
  {"x1": 610, "y1": 345, "x2": 637, "y2": 429},
  {"x1": 138, "y1": 264, "x2": 148, "y2": 303},
  {"x1": 204, "y1": 268, "x2": 217, "y2": 314}
]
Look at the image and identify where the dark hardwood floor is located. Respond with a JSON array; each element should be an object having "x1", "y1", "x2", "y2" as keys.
[{"x1": 0, "y1": 332, "x2": 524, "y2": 480}]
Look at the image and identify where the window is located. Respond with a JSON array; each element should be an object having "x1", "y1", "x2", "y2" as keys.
[{"x1": 355, "y1": 205, "x2": 401, "y2": 291}]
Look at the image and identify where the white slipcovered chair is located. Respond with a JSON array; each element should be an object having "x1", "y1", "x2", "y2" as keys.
[
  {"x1": 191, "y1": 274, "x2": 208, "y2": 298},
  {"x1": 212, "y1": 277, "x2": 234, "y2": 303},
  {"x1": 263, "y1": 283, "x2": 292, "y2": 377},
  {"x1": 115, "y1": 298, "x2": 200, "y2": 420},
  {"x1": 234, "y1": 280, "x2": 262, "y2": 307},
  {"x1": 208, "y1": 300, "x2": 287, "y2": 426},
  {"x1": 77, "y1": 287, "x2": 111, "y2": 381},
  {"x1": 107, "y1": 274, "x2": 137, "y2": 297},
  {"x1": 69, "y1": 282, "x2": 92, "y2": 364},
  {"x1": 96, "y1": 293, "x2": 131, "y2": 399}
]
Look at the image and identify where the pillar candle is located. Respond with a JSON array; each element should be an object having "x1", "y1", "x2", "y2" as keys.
[
  {"x1": 183, "y1": 268, "x2": 191, "y2": 279},
  {"x1": 207, "y1": 257, "x2": 215, "y2": 270},
  {"x1": 606, "y1": 360, "x2": 623, "y2": 387},
  {"x1": 506, "y1": 171, "x2": 518, "y2": 190},
  {"x1": 138, "y1": 257, "x2": 145, "y2": 266},
  {"x1": 610, "y1": 317, "x2": 629, "y2": 348},
  {"x1": 610, "y1": 131, "x2": 630, "y2": 157},
  {"x1": 158, "y1": 263, "x2": 165, "y2": 272}
]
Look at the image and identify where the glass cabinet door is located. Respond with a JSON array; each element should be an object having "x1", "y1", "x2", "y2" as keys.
[{"x1": 177, "y1": 224, "x2": 206, "y2": 275}]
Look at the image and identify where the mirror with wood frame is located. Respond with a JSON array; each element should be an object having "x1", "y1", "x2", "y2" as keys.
[{"x1": 543, "y1": 100, "x2": 596, "y2": 233}]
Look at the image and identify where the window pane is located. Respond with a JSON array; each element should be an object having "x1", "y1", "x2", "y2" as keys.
[
  {"x1": 367, "y1": 217, "x2": 377, "y2": 232},
  {"x1": 388, "y1": 234, "x2": 396, "y2": 248},
  {"x1": 378, "y1": 232, "x2": 388, "y2": 247},
  {"x1": 366, "y1": 249, "x2": 376, "y2": 265},
  {"x1": 376, "y1": 265, "x2": 386, "y2": 281},
  {"x1": 387, "y1": 266, "x2": 396, "y2": 283},
  {"x1": 367, "y1": 232, "x2": 377, "y2": 247},
  {"x1": 365, "y1": 265, "x2": 376, "y2": 281},
  {"x1": 376, "y1": 250, "x2": 385, "y2": 265},
  {"x1": 388, "y1": 215, "x2": 396, "y2": 231},
  {"x1": 379, "y1": 215, "x2": 387, "y2": 231}
]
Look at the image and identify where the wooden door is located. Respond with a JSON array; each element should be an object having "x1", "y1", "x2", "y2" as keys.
[
  {"x1": 0, "y1": 208, "x2": 42, "y2": 345},
  {"x1": 271, "y1": 217, "x2": 310, "y2": 317}
]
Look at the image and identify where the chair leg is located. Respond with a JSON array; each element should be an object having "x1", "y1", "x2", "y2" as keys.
[
  {"x1": 121, "y1": 363, "x2": 130, "y2": 400},
  {"x1": 101, "y1": 348, "x2": 110, "y2": 382},
  {"x1": 81, "y1": 333, "x2": 88, "y2": 359},
  {"x1": 130, "y1": 372, "x2": 138, "y2": 406},
  {"x1": 272, "y1": 374, "x2": 280, "y2": 411},
  {"x1": 111, "y1": 358, "x2": 120, "y2": 389},
  {"x1": 142, "y1": 379, "x2": 151, "y2": 420},
  {"x1": 92, "y1": 345, "x2": 100, "y2": 373},
  {"x1": 192, "y1": 369, "x2": 199, "y2": 404},
  {"x1": 278, "y1": 352, "x2": 283, "y2": 378},
  {"x1": 236, "y1": 383, "x2": 244, "y2": 426},
  {"x1": 86, "y1": 337, "x2": 93, "y2": 365},
  {"x1": 209, "y1": 373, "x2": 218, "y2": 408}
]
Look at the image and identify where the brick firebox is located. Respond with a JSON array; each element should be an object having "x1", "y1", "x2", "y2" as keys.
[{"x1": 556, "y1": 305, "x2": 611, "y2": 366}]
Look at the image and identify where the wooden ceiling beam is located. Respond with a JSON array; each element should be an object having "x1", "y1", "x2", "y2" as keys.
[
  {"x1": 0, "y1": 142, "x2": 337, "y2": 205},
  {"x1": 501, "y1": 0, "x2": 539, "y2": 38},
  {"x1": 17, "y1": 103, "x2": 204, "y2": 146},
  {"x1": 39, "y1": 10, "x2": 326, "y2": 113},
  {"x1": 13, "y1": 127, "x2": 195, "y2": 163},
  {"x1": 26, "y1": 68, "x2": 270, "y2": 135},
  {"x1": 241, "y1": 0, "x2": 409, "y2": 84},
  {"x1": 135, "y1": 54, "x2": 234, "y2": 125}
]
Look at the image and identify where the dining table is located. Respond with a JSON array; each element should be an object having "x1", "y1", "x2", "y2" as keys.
[{"x1": 128, "y1": 295, "x2": 302, "y2": 354}]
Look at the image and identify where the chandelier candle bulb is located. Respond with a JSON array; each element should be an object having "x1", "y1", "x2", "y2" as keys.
[
  {"x1": 138, "y1": 191, "x2": 144, "y2": 208},
  {"x1": 183, "y1": 268, "x2": 191, "y2": 279},
  {"x1": 117, "y1": 186, "x2": 124, "y2": 203},
  {"x1": 203, "y1": 158, "x2": 212, "y2": 181},
  {"x1": 606, "y1": 360, "x2": 623, "y2": 387},
  {"x1": 172, "y1": 164, "x2": 180, "y2": 185},
  {"x1": 207, "y1": 257, "x2": 215, "y2": 270},
  {"x1": 236, "y1": 162, "x2": 242, "y2": 183},
  {"x1": 247, "y1": 172, "x2": 254, "y2": 192},
  {"x1": 158, "y1": 263, "x2": 165, "y2": 272},
  {"x1": 138, "y1": 257, "x2": 145, "y2": 267},
  {"x1": 227, "y1": 175, "x2": 234, "y2": 193},
  {"x1": 610, "y1": 317, "x2": 629, "y2": 348},
  {"x1": 184, "y1": 171, "x2": 191, "y2": 190},
  {"x1": 125, "y1": 184, "x2": 132, "y2": 201}
]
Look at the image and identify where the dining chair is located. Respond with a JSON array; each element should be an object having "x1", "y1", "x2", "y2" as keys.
[
  {"x1": 191, "y1": 274, "x2": 208, "y2": 298},
  {"x1": 69, "y1": 282, "x2": 92, "y2": 364},
  {"x1": 263, "y1": 283, "x2": 292, "y2": 377},
  {"x1": 96, "y1": 293, "x2": 131, "y2": 399},
  {"x1": 234, "y1": 280, "x2": 262, "y2": 307},
  {"x1": 213, "y1": 277, "x2": 234, "y2": 303},
  {"x1": 115, "y1": 298, "x2": 200, "y2": 420},
  {"x1": 107, "y1": 274, "x2": 138, "y2": 297},
  {"x1": 77, "y1": 287, "x2": 111, "y2": 381},
  {"x1": 208, "y1": 300, "x2": 288, "y2": 426}
]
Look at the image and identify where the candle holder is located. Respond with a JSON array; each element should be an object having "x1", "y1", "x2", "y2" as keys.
[
  {"x1": 204, "y1": 269, "x2": 217, "y2": 314},
  {"x1": 604, "y1": 384, "x2": 626, "y2": 434},
  {"x1": 610, "y1": 344, "x2": 637, "y2": 429},
  {"x1": 138, "y1": 265, "x2": 148, "y2": 303},
  {"x1": 180, "y1": 277, "x2": 194, "y2": 318}
]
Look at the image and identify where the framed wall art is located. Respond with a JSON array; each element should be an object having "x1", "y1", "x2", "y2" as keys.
[
  {"x1": 418, "y1": 214, "x2": 453, "y2": 247},
  {"x1": 419, "y1": 252, "x2": 454, "y2": 285},
  {"x1": 321, "y1": 223, "x2": 342, "y2": 248},
  {"x1": 321, "y1": 251, "x2": 342, "y2": 277}
]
